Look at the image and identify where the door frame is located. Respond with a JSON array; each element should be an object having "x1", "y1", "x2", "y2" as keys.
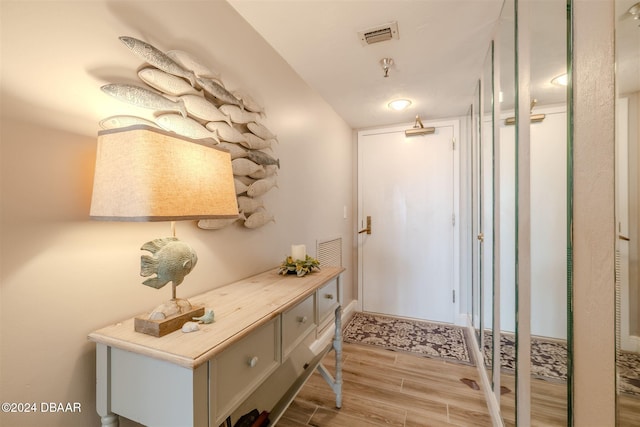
[{"x1": 356, "y1": 119, "x2": 461, "y2": 324}]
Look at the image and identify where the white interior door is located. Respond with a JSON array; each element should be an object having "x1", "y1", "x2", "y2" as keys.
[{"x1": 358, "y1": 122, "x2": 457, "y2": 323}]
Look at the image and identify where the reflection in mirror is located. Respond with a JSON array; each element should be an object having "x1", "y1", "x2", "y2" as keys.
[
  {"x1": 480, "y1": 44, "x2": 494, "y2": 393},
  {"x1": 527, "y1": 0, "x2": 569, "y2": 424},
  {"x1": 615, "y1": 0, "x2": 640, "y2": 425},
  {"x1": 472, "y1": 78, "x2": 482, "y2": 348},
  {"x1": 496, "y1": 0, "x2": 516, "y2": 423}
]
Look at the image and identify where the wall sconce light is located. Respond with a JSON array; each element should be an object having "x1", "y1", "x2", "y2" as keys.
[
  {"x1": 505, "y1": 99, "x2": 546, "y2": 125},
  {"x1": 405, "y1": 115, "x2": 435, "y2": 136},
  {"x1": 90, "y1": 125, "x2": 239, "y2": 336},
  {"x1": 388, "y1": 99, "x2": 411, "y2": 111}
]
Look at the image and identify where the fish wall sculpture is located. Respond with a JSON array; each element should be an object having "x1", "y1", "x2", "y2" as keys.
[
  {"x1": 181, "y1": 94, "x2": 232, "y2": 126},
  {"x1": 100, "y1": 36, "x2": 279, "y2": 230},
  {"x1": 166, "y1": 50, "x2": 222, "y2": 82},
  {"x1": 138, "y1": 67, "x2": 200, "y2": 97},
  {"x1": 119, "y1": 36, "x2": 196, "y2": 86},
  {"x1": 246, "y1": 175, "x2": 278, "y2": 198},
  {"x1": 196, "y1": 77, "x2": 243, "y2": 110},
  {"x1": 237, "y1": 196, "x2": 264, "y2": 215},
  {"x1": 232, "y1": 158, "x2": 264, "y2": 176},
  {"x1": 101, "y1": 83, "x2": 188, "y2": 117},
  {"x1": 156, "y1": 114, "x2": 220, "y2": 143},
  {"x1": 205, "y1": 122, "x2": 246, "y2": 143},
  {"x1": 99, "y1": 115, "x2": 160, "y2": 130},
  {"x1": 245, "y1": 150, "x2": 280, "y2": 168},
  {"x1": 247, "y1": 121, "x2": 277, "y2": 140},
  {"x1": 241, "y1": 133, "x2": 273, "y2": 150},
  {"x1": 244, "y1": 209, "x2": 275, "y2": 229},
  {"x1": 232, "y1": 90, "x2": 265, "y2": 115},
  {"x1": 219, "y1": 105, "x2": 262, "y2": 124}
]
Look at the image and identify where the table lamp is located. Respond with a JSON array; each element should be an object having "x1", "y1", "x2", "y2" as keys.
[{"x1": 89, "y1": 125, "x2": 239, "y2": 336}]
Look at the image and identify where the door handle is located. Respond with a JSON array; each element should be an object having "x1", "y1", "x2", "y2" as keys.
[
  {"x1": 359, "y1": 216, "x2": 372, "y2": 235},
  {"x1": 619, "y1": 234, "x2": 630, "y2": 241},
  {"x1": 477, "y1": 233, "x2": 484, "y2": 242}
]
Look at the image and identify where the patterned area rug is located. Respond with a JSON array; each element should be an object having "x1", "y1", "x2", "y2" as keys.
[
  {"x1": 343, "y1": 312, "x2": 474, "y2": 366},
  {"x1": 483, "y1": 332, "x2": 640, "y2": 397},
  {"x1": 483, "y1": 331, "x2": 568, "y2": 383},
  {"x1": 618, "y1": 351, "x2": 640, "y2": 398}
]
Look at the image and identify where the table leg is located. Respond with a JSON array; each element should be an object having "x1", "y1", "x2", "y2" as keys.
[
  {"x1": 96, "y1": 344, "x2": 119, "y2": 427},
  {"x1": 333, "y1": 305, "x2": 343, "y2": 409}
]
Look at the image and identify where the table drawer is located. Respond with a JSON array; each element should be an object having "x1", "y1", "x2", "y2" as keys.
[
  {"x1": 317, "y1": 279, "x2": 339, "y2": 325},
  {"x1": 282, "y1": 293, "x2": 316, "y2": 358},
  {"x1": 212, "y1": 317, "x2": 280, "y2": 425}
]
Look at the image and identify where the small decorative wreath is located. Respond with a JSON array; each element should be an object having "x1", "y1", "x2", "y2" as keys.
[{"x1": 278, "y1": 255, "x2": 320, "y2": 277}]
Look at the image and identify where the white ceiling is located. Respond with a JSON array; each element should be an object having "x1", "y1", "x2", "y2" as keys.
[
  {"x1": 228, "y1": 0, "x2": 504, "y2": 129},
  {"x1": 229, "y1": 0, "x2": 640, "y2": 130}
]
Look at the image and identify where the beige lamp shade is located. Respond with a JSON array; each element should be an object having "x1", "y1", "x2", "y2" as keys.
[{"x1": 90, "y1": 125, "x2": 239, "y2": 221}]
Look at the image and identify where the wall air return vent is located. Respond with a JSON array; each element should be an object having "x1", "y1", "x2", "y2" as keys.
[{"x1": 358, "y1": 21, "x2": 399, "y2": 46}]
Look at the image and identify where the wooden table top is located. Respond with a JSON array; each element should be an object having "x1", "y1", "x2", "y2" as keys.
[{"x1": 88, "y1": 266, "x2": 344, "y2": 369}]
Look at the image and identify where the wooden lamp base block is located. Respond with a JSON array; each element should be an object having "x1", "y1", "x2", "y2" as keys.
[{"x1": 134, "y1": 305, "x2": 205, "y2": 337}]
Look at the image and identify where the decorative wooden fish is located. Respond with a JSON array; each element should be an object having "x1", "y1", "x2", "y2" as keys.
[
  {"x1": 234, "y1": 178, "x2": 249, "y2": 195},
  {"x1": 244, "y1": 209, "x2": 275, "y2": 229},
  {"x1": 245, "y1": 150, "x2": 280, "y2": 168},
  {"x1": 246, "y1": 175, "x2": 278, "y2": 197},
  {"x1": 138, "y1": 67, "x2": 200, "y2": 97},
  {"x1": 119, "y1": 36, "x2": 196, "y2": 86},
  {"x1": 101, "y1": 83, "x2": 187, "y2": 117},
  {"x1": 140, "y1": 237, "x2": 197, "y2": 289},
  {"x1": 218, "y1": 142, "x2": 248, "y2": 159},
  {"x1": 240, "y1": 133, "x2": 273, "y2": 150},
  {"x1": 219, "y1": 105, "x2": 262, "y2": 124},
  {"x1": 235, "y1": 175, "x2": 255, "y2": 186},
  {"x1": 205, "y1": 122, "x2": 246, "y2": 143},
  {"x1": 232, "y1": 158, "x2": 264, "y2": 176},
  {"x1": 247, "y1": 121, "x2": 277, "y2": 140},
  {"x1": 166, "y1": 49, "x2": 221, "y2": 81},
  {"x1": 181, "y1": 94, "x2": 232, "y2": 126},
  {"x1": 197, "y1": 214, "x2": 245, "y2": 230},
  {"x1": 237, "y1": 196, "x2": 264, "y2": 215},
  {"x1": 196, "y1": 77, "x2": 243, "y2": 109},
  {"x1": 156, "y1": 114, "x2": 220, "y2": 143},
  {"x1": 233, "y1": 90, "x2": 265, "y2": 115},
  {"x1": 99, "y1": 115, "x2": 160, "y2": 130},
  {"x1": 249, "y1": 164, "x2": 278, "y2": 180}
]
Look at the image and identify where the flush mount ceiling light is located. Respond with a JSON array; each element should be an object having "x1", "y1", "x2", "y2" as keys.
[
  {"x1": 551, "y1": 73, "x2": 568, "y2": 86},
  {"x1": 388, "y1": 99, "x2": 411, "y2": 111},
  {"x1": 628, "y1": 2, "x2": 640, "y2": 20}
]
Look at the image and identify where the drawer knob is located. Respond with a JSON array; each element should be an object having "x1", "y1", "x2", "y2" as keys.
[
  {"x1": 298, "y1": 316, "x2": 308, "y2": 324},
  {"x1": 324, "y1": 294, "x2": 334, "y2": 300},
  {"x1": 248, "y1": 356, "x2": 259, "y2": 368}
]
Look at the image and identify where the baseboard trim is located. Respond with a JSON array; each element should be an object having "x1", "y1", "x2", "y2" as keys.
[
  {"x1": 310, "y1": 299, "x2": 357, "y2": 355},
  {"x1": 466, "y1": 324, "x2": 503, "y2": 427}
]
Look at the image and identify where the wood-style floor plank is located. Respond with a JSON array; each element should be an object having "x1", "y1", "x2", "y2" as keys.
[
  {"x1": 280, "y1": 341, "x2": 640, "y2": 426},
  {"x1": 280, "y1": 342, "x2": 490, "y2": 426}
]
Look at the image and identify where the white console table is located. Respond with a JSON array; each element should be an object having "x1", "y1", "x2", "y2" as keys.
[{"x1": 89, "y1": 266, "x2": 344, "y2": 427}]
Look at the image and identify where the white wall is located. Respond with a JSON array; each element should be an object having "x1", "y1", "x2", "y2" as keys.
[{"x1": 0, "y1": 2, "x2": 354, "y2": 426}]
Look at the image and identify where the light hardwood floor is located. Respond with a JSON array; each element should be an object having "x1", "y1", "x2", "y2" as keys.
[{"x1": 278, "y1": 342, "x2": 492, "y2": 426}]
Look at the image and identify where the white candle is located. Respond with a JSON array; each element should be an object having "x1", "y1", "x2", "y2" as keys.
[{"x1": 291, "y1": 244, "x2": 306, "y2": 260}]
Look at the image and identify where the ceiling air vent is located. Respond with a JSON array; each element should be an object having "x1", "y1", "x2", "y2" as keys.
[{"x1": 358, "y1": 21, "x2": 399, "y2": 46}]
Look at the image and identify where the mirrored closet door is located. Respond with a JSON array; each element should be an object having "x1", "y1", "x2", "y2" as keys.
[{"x1": 615, "y1": 0, "x2": 640, "y2": 425}]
